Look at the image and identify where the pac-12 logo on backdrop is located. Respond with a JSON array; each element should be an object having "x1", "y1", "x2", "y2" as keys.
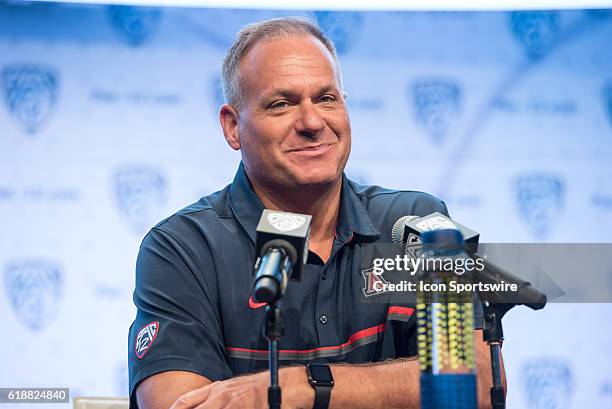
[
  {"x1": 411, "y1": 79, "x2": 462, "y2": 145},
  {"x1": 313, "y1": 11, "x2": 364, "y2": 55},
  {"x1": 135, "y1": 321, "x2": 159, "y2": 359},
  {"x1": 521, "y1": 358, "x2": 573, "y2": 409},
  {"x1": 107, "y1": 6, "x2": 162, "y2": 47},
  {"x1": 515, "y1": 173, "x2": 564, "y2": 240},
  {"x1": 509, "y1": 11, "x2": 560, "y2": 59},
  {"x1": 3, "y1": 259, "x2": 63, "y2": 331},
  {"x1": 113, "y1": 166, "x2": 167, "y2": 234},
  {"x1": 1, "y1": 64, "x2": 59, "y2": 134}
]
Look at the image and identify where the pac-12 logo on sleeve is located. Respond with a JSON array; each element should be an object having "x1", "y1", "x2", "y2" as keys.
[{"x1": 135, "y1": 321, "x2": 159, "y2": 359}]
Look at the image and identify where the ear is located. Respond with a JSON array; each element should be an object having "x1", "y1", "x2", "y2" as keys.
[{"x1": 219, "y1": 104, "x2": 241, "y2": 150}]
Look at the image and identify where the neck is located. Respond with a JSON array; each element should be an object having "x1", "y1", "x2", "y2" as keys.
[{"x1": 250, "y1": 177, "x2": 343, "y2": 261}]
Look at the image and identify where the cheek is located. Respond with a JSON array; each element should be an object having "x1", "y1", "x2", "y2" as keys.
[
  {"x1": 239, "y1": 121, "x2": 287, "y2": 163},
  {"x1": 331, "y1": 114, "x2": 351, "y2": 160},
  {"x1": 325, "y1": 110, "x2": 351, "y2": 136},
  {"x1": 244, "y1": 117, "x2": 291, "y2": 145}
]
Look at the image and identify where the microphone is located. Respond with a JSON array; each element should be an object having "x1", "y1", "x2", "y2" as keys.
[
  {"x1": 391, "y1": 212, "x2": 546, "y2": 309},
  {"x1": 252, "y1": 209, "x2": 311, "y2": 304},
  {"x1": 392, "y1": 212, "x2": 479, "y2": 251}
]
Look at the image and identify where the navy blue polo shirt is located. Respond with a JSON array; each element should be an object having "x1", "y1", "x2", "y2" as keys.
[{"x1": 128, "y1": 162, "x2": 475, "y2": 407}]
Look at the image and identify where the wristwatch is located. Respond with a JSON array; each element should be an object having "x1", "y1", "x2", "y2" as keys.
[{"x1": 306, "y1": 363, "x2": 334, "y2": 409}]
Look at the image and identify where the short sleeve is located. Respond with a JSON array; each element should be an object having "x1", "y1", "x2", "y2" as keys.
[{"x1": 128, "y1": 227, "x2": 232, "y2": 408}]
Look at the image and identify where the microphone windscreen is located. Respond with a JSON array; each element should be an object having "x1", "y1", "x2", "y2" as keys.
[{"x1": 391, "y1": 215, "x2": 419, "y2": 247}]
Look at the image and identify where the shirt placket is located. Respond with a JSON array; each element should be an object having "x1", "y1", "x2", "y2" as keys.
[{"x1": 314, "y1": 233, "x2": 351, "y2": 347}]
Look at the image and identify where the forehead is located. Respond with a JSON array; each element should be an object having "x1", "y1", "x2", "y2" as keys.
[{"x1": 238, "y1": 35, "x2": 341, "y2": 96}]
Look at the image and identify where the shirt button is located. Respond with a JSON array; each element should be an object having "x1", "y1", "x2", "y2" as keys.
[{"x1": 319, "y1": 314, "x2": 328, "y2": 325}]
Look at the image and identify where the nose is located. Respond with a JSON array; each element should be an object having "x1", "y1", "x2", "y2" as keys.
[{"x1": 295, "y1": 101, "x2": 326, "y2": 138}]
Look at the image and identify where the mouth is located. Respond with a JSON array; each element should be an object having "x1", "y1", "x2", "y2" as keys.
[{"x1": 288, "y1": 143, "x2": 334, "y2": 156}]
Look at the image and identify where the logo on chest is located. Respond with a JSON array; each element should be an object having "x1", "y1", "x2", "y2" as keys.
[{"x1": 361, "y1": 267, "x2": 390, "y2": 298}]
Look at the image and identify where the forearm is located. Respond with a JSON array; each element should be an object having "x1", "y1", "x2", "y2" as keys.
[
  {"x1": 280, "y1": 358, "x2": 420, "y2": 409},
  {"x1": 332, "y1": 358, "x2": 421, "y2": 409},
  {"x1": 280, "y1": 346, "x2": 500, "y2": 409},
  {"x1": 160, "y1": 340, "x2": 501, "y2": 409}
]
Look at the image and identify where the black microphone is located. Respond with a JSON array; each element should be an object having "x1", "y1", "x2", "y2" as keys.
[
  {"x1": 391, "y1": 212, "x2": 546, "y2": 310},
  {"x1": 392, "y1": 212, "x2": 480, "y2": 253},
  {"x1": 253, "y1": 209, "x2": 311, "y2": 304}
]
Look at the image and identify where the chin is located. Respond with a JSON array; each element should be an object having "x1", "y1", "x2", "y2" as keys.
[{"x1": 290, "y1": 169, "x2": 341, "y2": 188}]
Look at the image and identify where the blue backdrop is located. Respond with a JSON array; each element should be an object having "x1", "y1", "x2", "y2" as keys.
[{"x1": 1, "y1": 3, "x2": 611, "y2": 408}]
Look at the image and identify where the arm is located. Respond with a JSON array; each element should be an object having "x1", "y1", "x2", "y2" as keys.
[
  {"x1": 162, "y1": 329, "x2": 505, "y2": 409},
  {"x1": 128, "y1": 228, "x2": 232, "y2": 408},
  {"x1": 294, "y1": 330, "x2": 504, "y2": 409},
  {"x1": 137, "y1": 371, "x2": 212, "y2": 409}
]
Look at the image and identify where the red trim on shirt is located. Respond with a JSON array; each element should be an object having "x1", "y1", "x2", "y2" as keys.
[
  {"x1": 387, "y1": 306, "x2": 415, "y2": 316},
  {"x1": 227, "y1": 307, "x2": 414, "y2": 356},
  {"x1": 227, "y1": 323, "x2": 385, "y2": 355}
]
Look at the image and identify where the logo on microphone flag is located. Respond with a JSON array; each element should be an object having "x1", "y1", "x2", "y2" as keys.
[
  {"x1": 521, "y1": 358, "x2": 573, "y2": 409},
  {"x1": 411, "y1": 79, "x2": 462, "y2": 145},
  {"x1": 4, "y1": 259, "x2": 63, "y2": 331},
  {"x1": 267, "y1": 212, "x2": 306, "y2": 232},
  {"x1": 1, "y1": 64, "x2": 59, "y2": 134},
  {"x1": 135, "y1": 321, "x2": 159, "y2": 359},
  {"x1": 404, "y1": 233, "x2": 423, "y2": 261},
  {"x1": 415, "y1": 215, "x2": 458, "y2": 232}
]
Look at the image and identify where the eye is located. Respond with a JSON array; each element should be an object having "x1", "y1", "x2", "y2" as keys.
[
  {"x1": 269, "y1": 100, "x2": 290, "y2": 110},
  {"x1": 318, "y1": 94, "x2": 337, "y2": 104}
]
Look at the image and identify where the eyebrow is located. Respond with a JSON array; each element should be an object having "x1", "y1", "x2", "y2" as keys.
[{"x1": 263, "y1": 85, "x2": 338, "y2": 100}]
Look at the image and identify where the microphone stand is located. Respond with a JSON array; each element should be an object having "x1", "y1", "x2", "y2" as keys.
[
  {"x1": 253, "y1": 248, "x2": 290, "y2": 409},
  {"x1": 252, "y1": 209, "x2": 311, "y2": 409},
  {"x1": 482, "y1": 301, "x2": 513, "y2": 409},
  {"x1": 264, "y1": 303, "x2": 283, "y2": 409}
]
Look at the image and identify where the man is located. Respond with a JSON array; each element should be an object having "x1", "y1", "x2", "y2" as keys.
[{"x1": 128, "y1": 17, "x2": 504, "y2": 409}]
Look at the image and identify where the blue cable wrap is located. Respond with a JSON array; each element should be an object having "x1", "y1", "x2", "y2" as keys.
[{"x1": 420, "y1": 373, "x2": 478, "y2": 409}]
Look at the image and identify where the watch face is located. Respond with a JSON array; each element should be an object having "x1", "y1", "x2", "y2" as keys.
[{"x1": 309, "y1": 364, "x2": 334, "y2": 384}]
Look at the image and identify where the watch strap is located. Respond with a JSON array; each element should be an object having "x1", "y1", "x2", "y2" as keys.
[{"x1": 312, "y1": 384, "x2": 332, "y2": 409}]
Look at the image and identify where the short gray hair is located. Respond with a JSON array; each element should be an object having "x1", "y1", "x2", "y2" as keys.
[{"x1": 221, "y1": 17, "x2": 341, "y2": 109}]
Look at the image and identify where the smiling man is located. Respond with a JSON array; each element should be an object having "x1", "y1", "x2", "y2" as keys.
[{"x1": 128, "y1": 17, "x2": 503, "y2": 409}]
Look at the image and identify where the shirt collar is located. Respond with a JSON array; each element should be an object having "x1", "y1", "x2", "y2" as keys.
[
  {"x1": 228, "y1": 162, "x2": 381, "y2": 244},
  {"x1": 335, "y1": 176, "x2": 381, "y2": 243},
  {"x1": 228, "y1": 162, "x2": 265, "y2": 244}
]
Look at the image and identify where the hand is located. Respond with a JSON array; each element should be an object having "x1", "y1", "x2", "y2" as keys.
[{"x1": 169, "y1": 371, "x2": 268, "y2": 409}]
